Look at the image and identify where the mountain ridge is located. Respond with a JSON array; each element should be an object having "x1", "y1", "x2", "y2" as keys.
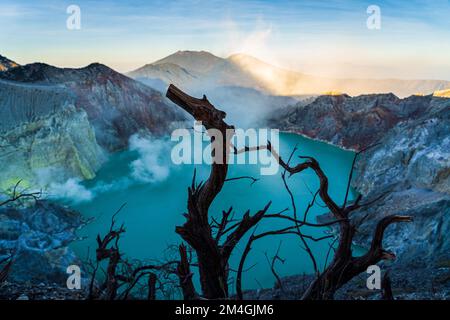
[
  {"x1": 0, "y1": 58, "x2": 184, "y2": 189},
  {"x1": 0, "y1": 54, "x2": 19, "y2": 71},
  {"x1": 152, "y1": 50, "x2": 224, "y2": 74},
  {"x1": 0, "y1": 61, "x2": 184, "y2": 150},
  {"x1": 129, "y1": 50, "x2": 450, "y2": 98}
]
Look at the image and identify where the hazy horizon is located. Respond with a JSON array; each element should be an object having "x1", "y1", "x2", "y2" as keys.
[{"x1": 1, "y1": 0, "x2": 450, "y2": 81}]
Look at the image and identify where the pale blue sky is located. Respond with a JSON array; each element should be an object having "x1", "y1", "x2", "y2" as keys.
[{"x1": 1, "y1": 0, "x2": 449, "y2": 79}]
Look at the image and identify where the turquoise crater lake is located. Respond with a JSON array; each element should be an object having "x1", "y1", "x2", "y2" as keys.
[{"x1": 69, "y1": 132, "x2": 355, "y2": 294}]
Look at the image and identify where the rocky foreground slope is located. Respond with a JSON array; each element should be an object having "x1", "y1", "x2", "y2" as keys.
[
  {"x1": 0, "y1": 201, "x2": 85, "y2": 285},
  {"x1": 268, "y1": 93, "x2": 450, "y2": 298}
]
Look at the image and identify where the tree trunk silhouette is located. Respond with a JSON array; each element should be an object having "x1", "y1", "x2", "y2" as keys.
[
  {"x1": 381, "y1": 272, "x2": 394, "y2": 300},
  {"x1": 166, "y1": 84, "x2": 270, "y2": 299},
  {"x1": 177, "y1": 244, "x2": 197, "y2": 300}
]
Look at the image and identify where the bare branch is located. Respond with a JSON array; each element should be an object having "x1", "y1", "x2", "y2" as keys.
[
  {"x1": 0, "y1": 180, "x2": 42, "y2": 207},
  {"x1": 225, "y1": 176, "x2": 259, "y2": 185},
  {"x1": 265, "y1": 241, "x2": 285, "y2": 290}
]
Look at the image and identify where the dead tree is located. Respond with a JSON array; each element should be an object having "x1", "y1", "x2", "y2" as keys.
[
  {"x1": 234, "y1": 142, "x2": 412, "y2": 299},
  {"x1": 265, "y1": 241, "x2": 285, "y2": 290},
  {"x1": 0, "y1": 180, "x2": 41, "y2": 207},
  {"x1": 147, "y1": 273, "x2": 157, "y2": 300},
  {"x1": 88, "y1": 205, "x2": 193, "y2": 300},
  {"x1": 89, "y1": 205, "x2": 127, "y2": 300},
  {"x1": 177, "y1": 244, "x2": 197, "y2": 300},
  {"x1": 381, "y1": 271, "x2": 394, "y2": 300},
  {"x1": 287, "y1": 160, "x2": 411, "y2": 300},
  {"x1": 166, "y1": 84, "x2": 412, "y2": 300},
  {"x1": 167, "y1": 84, "x2": 273, "y2": 299}
]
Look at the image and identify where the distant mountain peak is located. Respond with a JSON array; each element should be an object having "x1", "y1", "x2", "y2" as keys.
[
  {"x1": 0, "y1": 54, "x2": 19, "y2": 71},
  {"x1": 151, "y1": 50, "x2": 223, "y2": 74},
  {"x1": 154, "y1": 50, "x2": 220, "y2": 62},
  {"x1": 82, "y1": 62, "x2": 119, "y2": 74},
  {"x1": 85, "y1": 62, "x2": 109, "y2": 69},
  {"x1": 172, "y1": 50, "x2": 218, "y2": 57}
]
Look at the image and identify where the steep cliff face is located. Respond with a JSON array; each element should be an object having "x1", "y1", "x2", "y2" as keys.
[
  {"x1": 0, "y1": 62, "x2": 185, "y2": 151},
  {"x1": 354, "y1": 100, "x2": 449, "y2": 196},
  {"x1": 271, "y1": 93, "x2": 450, "y2": 296},
  {"x1": 269, "y1": 93, "x2": 435, "y2": 150},
  {"x1": 0, "y1": 80, "x2": 104, "y2": 190},
  {"x1": 351, "y1": 99, "x2": 449, "y2": 270},
  {"x1": 0, "y1": 60, "x2": 186, "y2": 189}
]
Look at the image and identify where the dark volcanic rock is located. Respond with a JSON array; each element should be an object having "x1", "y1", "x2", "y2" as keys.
[
  {"x1": 354, "y1": 102, "x2": 449, "y2": 195},
  {"x1": 0, "y1": 281, "x2": 87, "y2": 300},
  {"x1": 0, "y1": 62, "x2": 185, "y2": 151},
  {"x1": 269, "y1": 93, "x2": 436, "y2": 150},
  {"x1": 348, "y1": 102, "x2": 450, "y2": 293},
  {"x1": 0, "y1": 201, "x2": 85, "y2": 284},
  {"x1": 242, "y1": 269, "x2": 450, "y2": 300},
  {"x1": 0, "y1": 61, "x2": 186, "y2": 187},
  {"x1": 351, "y1": 190, "x2": 450, "y2": 269}
]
